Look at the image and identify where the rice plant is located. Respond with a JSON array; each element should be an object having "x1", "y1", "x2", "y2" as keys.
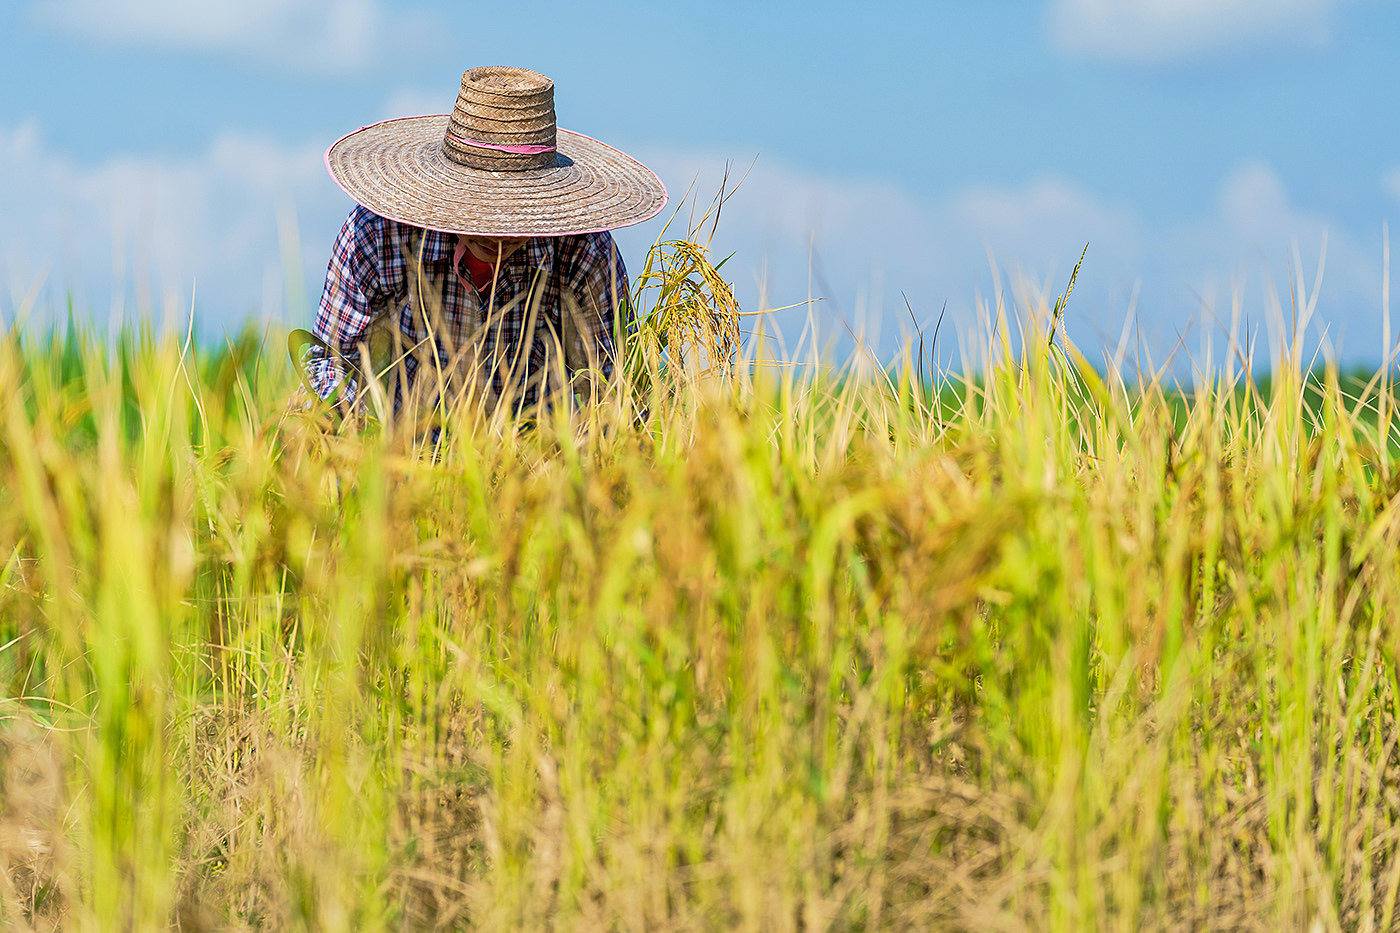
[{"x1": 2, "y1": 219, "x2": 1399, "y2": 931}]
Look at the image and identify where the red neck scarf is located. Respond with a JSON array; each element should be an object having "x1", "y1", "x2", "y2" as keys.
[{"x1": 453, "y1": 240, "x2": 500, "y2": 294}]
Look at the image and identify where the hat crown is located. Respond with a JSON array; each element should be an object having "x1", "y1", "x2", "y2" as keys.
[{"x1": 443, "y1": 66, "x2": 558, "y2": 171}]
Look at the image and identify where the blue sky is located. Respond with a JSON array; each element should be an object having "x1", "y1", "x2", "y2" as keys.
[{"x1": 3, "y1": 0, "x2": 1399, "y2": 369}]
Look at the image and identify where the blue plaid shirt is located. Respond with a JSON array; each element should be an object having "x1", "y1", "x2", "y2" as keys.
[{"x1": 308, "y1": 205, "x2": 632, "y2": 415}]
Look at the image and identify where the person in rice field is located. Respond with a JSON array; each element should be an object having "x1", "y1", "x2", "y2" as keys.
[{"x1": 297, "y1": 65, "x2": 666, "y2": 420}]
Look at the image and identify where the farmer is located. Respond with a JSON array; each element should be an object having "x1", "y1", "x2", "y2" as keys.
[{"x1": 301, "y1": 65, "x2": 666, "y2": 419}]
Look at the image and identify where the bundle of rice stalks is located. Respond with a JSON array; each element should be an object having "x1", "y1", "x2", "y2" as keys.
[
  {"x1": 632, "y1": 238, "x2": 740, "y2": 376},
  {"x1": 629, "y1": 181, "x2": 743, "y2": 379}
]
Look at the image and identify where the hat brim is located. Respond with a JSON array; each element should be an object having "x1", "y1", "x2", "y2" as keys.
[{"x1": 325, "y1": 115, "x2": 668, "y2": 237}]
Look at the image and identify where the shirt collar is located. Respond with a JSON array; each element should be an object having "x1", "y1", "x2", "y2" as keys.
[{"x1": 415, "y1": 228, "x2": 555, "y2": 272}]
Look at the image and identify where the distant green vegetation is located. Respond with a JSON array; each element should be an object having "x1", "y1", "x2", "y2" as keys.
[{"x1": 3, "y1": 239, "x2": 1400, "y2": 931}]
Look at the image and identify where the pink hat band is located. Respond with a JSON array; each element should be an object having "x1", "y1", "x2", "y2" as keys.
[{"x1": 444, "y1": 131, "x2": 556, "y2": 156}]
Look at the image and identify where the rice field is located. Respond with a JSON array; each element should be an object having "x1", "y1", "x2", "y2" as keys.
[{"x1": 3, "y1": 227, "x2": 1400, "y2": 931}]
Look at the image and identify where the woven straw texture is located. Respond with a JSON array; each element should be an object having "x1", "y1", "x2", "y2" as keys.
[
  {"x1": 326, "y1": 116, "x2": 667, "y2": 237},
  {"x1": 444, "y1": 65, "x2": 558, "y2": 171}
]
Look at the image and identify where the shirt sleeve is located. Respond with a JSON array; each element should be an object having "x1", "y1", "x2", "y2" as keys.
[
  {"x1": 308, "y1": 205, "x2": 383, "y2": 401},
  {"x1": 558, "y1": 231, "x2": 633, "y2": 387}
]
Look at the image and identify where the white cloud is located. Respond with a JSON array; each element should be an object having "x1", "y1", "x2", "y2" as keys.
[
  {"x1": 1173, "y1": 160, "x2": 1367, "y2": 283},
  {"x1": 618, "y1": 151, "x2": 1386, "y2": 368},
  {"x1": 1385, "y1": 168, "x2": 1400, "y2": 203},
  {"x1": 30, "y1": 0, "x2": 439, "y2": 76},
  {"x1": 0, "y1": 124, "x2": 1385, "y2": 368},
  {"x1": 0, "y1": 121, "x2": 350, "y2": 332},
  {"x1": 379, "y1": 89, "x2": 456, "y2": 122},
  {"x1": 1049, "y1": 0, "x2": 1337, "y2": 63},
  {"x1": 628, "y1": 151, "x2": 1141, "y2": 290},
  {"x1": 1140, "y1": 160, "x2": 1381, "y2": 366},
  {"x1": 947, "y1": 179, "x2": 1142, "y2": 273},
  {"x1": 616, "y1": 151, "x2": 1144, "y2": 360}
]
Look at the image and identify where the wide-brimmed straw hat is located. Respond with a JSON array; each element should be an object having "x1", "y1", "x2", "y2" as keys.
[{"x1": 325, "y1": 66, "x2": 667, "y2": 237}]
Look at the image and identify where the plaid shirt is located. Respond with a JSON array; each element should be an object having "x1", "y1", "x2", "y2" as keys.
[{"x1": 308, "y1": 205, "x2": 632, "y2": 415}]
